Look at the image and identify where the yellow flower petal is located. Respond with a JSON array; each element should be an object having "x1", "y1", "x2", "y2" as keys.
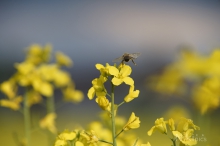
[
  {"x1": 95, "y1": 64, "x2": 104, "y2": 70},
  {"x1": 88, "y1": 87, "x2": 95, "y2": 100},
  {"x1": 112, "y1": 77, "x2": 123, "y2": 86},
  {"x1": 123, "y1": 77, "x2": 134, "y2": 85},
  {"x1": 56, "y1": 51, "x2": 73, "y2": 67},
  {"x1": 108, "y1": 66, "x2": 119, "y2": 76},
  {"x1": 120, "y1": 65, "x2": 132, "y2": 77},
  {"x1": 40, "y1": 113, "x2": 57, "y2": 134}
]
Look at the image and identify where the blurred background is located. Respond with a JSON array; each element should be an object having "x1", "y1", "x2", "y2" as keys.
[{"x1": 0, "y1": 1, "x2": 220, "y2": 146}]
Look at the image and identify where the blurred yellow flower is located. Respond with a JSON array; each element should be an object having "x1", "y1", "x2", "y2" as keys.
[
  {"x1": 172, "y1": 129, "x2": 197, "y2": 146},
  {"x1": 81, "y1": 130, "x2": 99, "y2": 145},
  {"x1": 109, "y1": 65, "x2": 134, "y2": 86},
  {"x1": 55, "y1": 130, "x2": 76, "y2": 146},
  {"x1": 148, "y1": 65, "x2": 186, "y2": 95},
  {"x1": 56, "y1": 51, "x2": 73, "y2": 67},
  {"x1": 27, "y1": 90, "x2": 42, "y2": 106},
  {"x1": 32, "y1": 78, "x2": 53, "y2": 97},
  {"x1": 53, "y1": 70, "x2": 71, "y2": 87},
  {"x1": 168, "y1": 118, "x2": 175, "y2": 131},
  {"x1": 40, "y1": 113, "x2": 57, "y2": 134},
  {"x1": 124, "y1": 85, "x2": 140, "y2": 102},
  {"x1": 148, "y1": 118, "x2": 167, "y2": 136},
  {"x1": 192, "y1": 76, "x2": 220, "y2": 114},
  {"x1": 0, "y1": 96, "x2": 23, "y2": 110},
  {"x1": 0, "y1": 80, "x2": 17, "y2": 99},
  {"x1": 123, "y1": 112, "x2": 140, "y2": 131},
  {"x1": 62, "y1": 84, "x2": 84, "y2": 103},
  {"x1": 176, "y1": 117, "x2": 200, "y2": 133},
  {"x1": 15, "y1": 62, "x2": 35, "y2": 75}
]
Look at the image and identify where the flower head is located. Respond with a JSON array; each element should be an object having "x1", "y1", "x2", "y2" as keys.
[
  {"x1": 56, "y1": 51, "x2": 73, "y2": 67},
  {"x1": 88, "y1": 76, "x2": 107, "y2": 100},
  {"x1": 172, "y1": 129, "x2": 197, "y2": 146},
  {"x1": 148, "y1": 118, "x2": 167, "y2": 136},
  {"x1": 124, "y1": 85, "x2": 140, "y2": 102},
  {"x1": 95, "y1": 96, "x2": 109, "y2": 110},
  {"x1": 123, "y1": 112, "x2": 140, "y2": 131},
  {"x1": 109, "y1": 65, "x2": 134, "y2": 86},
  {"x1": 40, "y1": 113, "x2": 57, "y2": 134}
]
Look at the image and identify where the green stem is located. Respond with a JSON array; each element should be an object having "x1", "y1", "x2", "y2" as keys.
[
  {"x1": 111, "y1": 83, "x2": 117, "y2": 146},
  {"x1": 46, "y1": 96, "x2": 55, "y2": 114},
  {"x1": 117, "y1": 101, "x2": 125, "y2": 108},
  {"x1": 115, "y1": 129, "x2": 124, "y2": 138},
  {"x1": 46, "y1": 95, "x2": 56, "y2": 145},
  {"x1": 24, "y1": 91, "x2": 31, "y2": 146},
  {"x1": 171, "y1": 138, "x2": 176, "y2": 146},
  {"x1": 99, "y1": 139, "x2": 113, "y2": 145}
]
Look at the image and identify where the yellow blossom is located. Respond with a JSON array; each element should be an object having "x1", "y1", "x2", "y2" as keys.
[
  {"x1": 40, "y1": 113, "x2": 57, "y2": 134},
  {"x1": 0, "y1": 96, "x2": 23, "y2": 110},
  {"x1": 88, "y1": 76, "x2": 107, "y2": 100},
  {"x1": 124, "y1": 85, "x2": 140, "y2": 102},
  {"x1": 56, "y1": 51, "x2": 73, "y2": 67},
  {"x1": 81, "y1": 130, "x2": 99, "y2": 144},
  {"x1": 123, "y1": 112, "x2": 140, "y2": 131},
  {"x1": 177, "y1": 117, "x2": 200, "y2": 132},
  {"x1": 148, "y1": 118, "x2": 167, "y2": 136},
  {"x1": 148, "y1": 65, "x2": 186, "y2": 95},
  {"x1": 27, "y1": 90, "x2": 42, "y2": 106},
  {"x1": 0, "y1": 80, "x2": 17, "y2": 99},
  {"x1": 62, "y1": 84, "x2": 84, "y2": 103},
  {"x1": 32, "y1": 78, "x2": 53, "y2": 97},
  {"x1": 172, "y1": 129, "x2": 197, "y2": 146},
  {"x1": 55, "y1": 130, "x2": 76, "y2": 146},
  {"x1": 168, "y1": 118, "x2": 175, "y2": 131},
  {"x1": 109, "y1": 65, "x2": 134, "y2": 86},
  {"x1": 96, "y1": 63, "x2": 111, "y2": 77},
  {"x1": 192, "y1": 76, "x2": 220, "y2": 114},
  {"x1": 53, "y1": 70, "x2": 71, "y2": 87},
  {"x1": 95, "y1": 96, "x2": 109, "y2": 110},
  {"x1": 25, "y1": 44, "x2": 52, "y2": 64},
  {"x1": 14, "y1": 62, "x2": 35, "y2": 75}
]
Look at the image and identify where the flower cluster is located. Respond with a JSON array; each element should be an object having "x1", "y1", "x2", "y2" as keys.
[
  {"x1": 148, "y1": 117, "x2": 200, "y2": 146},
  {"x1": 0, "y1": 44, "x2": 83, "y2": 110},
  {"x1": 147, "y1": 48, "x2": 220, "y2": 114},
  {"x1": 88, "y1": 63, "x2": 140, "y2": 112},
  {"x1": 0, "y1": 44, "x2": 84, "y2": 141}
]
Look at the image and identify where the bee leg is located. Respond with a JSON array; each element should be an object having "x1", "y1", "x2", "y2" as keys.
[{"x1": 131, "y1": 59, "x2": 136, "y2": 65}]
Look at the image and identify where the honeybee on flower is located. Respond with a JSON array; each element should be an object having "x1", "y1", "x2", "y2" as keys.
[{"x1": 113, "y1": 53, "x2": 141, "y2": 65}]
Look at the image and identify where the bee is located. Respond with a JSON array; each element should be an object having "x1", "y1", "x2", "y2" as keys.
[{"x1": 113, "y1": 53, "x2": 141, "y2": 65}]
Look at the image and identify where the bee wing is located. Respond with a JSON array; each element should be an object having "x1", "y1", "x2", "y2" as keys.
[
  {"x1": 113, "y1": 56, "x2": 124, "y2": 62},
  {"x1": 129, "y1": 53, "x2": 141, "y2": 59}
]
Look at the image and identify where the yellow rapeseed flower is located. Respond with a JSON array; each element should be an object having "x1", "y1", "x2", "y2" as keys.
[
  {"x1": 123, "y1": 112, "x2": 140, "y2": 131},
  {"x1": 0, "y1": 80, "x2": 17, "y2": 99},
  {"x1": 109, "y1": 65, "x2": 134, "y2": 86},
  {"x1": 176, "y1": 117, "x2": 200, "y2": 133},
  {"x1": 95, "y1": 96, "x2": 109, "y2": 110},
  {"x1": 172, "y1": 129, "x2": 197, "y2": 146},
  {"x1": 124, "y1": 85, "x2": 140, "y2": 102},
  {"x1": 148, "y1": 118, "x2": 167, "y2": 136},
  {"x1": 55, "y1": 130, "x2": 76, "y2": 146},
  {"x1": 40, "y1": 113, "x2": 57, "y2": 134},
  {"x1": 0, "y1": 96, "x2": 23, "y2": 110},
  {"x1": 62, "y1": 84, "x2": 84, "y2": 103},
  {"x1": 56, "y1": 51, "x2": 73, "y2": 67},
  {"x1": 88, "y1": 76, "x2": 107, "y2": 100},
  {"x1": 95, "y1": 63, "x2": 111, "y2": 77}
]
